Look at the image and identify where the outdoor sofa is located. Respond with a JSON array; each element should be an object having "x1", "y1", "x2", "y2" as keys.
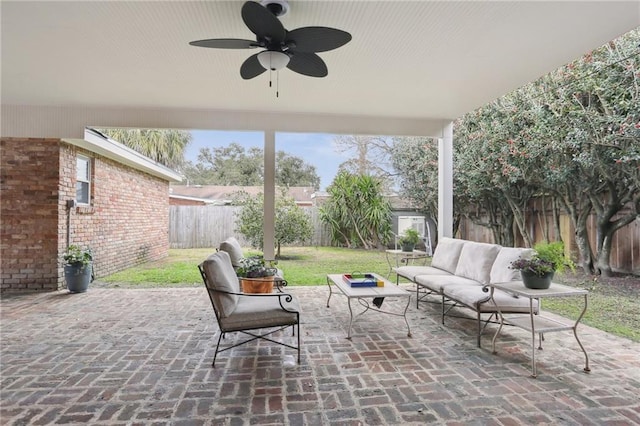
[{"x1": 394, "y1": 237, "x2": 538, "y2": 347}]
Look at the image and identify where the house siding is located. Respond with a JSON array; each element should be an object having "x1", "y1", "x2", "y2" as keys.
[{"x1": 1, "y1": 138, "x2": 170, "y2": 293}]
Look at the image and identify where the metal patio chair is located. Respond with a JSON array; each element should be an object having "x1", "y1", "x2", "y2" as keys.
[{"x1": 198, "y1": 251, "x2": 300, "y2": 367}]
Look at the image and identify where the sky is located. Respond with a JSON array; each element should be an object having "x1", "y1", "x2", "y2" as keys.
[{"x1": 187, "y1": 130, "x2": 352, "y2": 190}]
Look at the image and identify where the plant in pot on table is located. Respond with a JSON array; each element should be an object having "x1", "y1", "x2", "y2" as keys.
[
  {"x1": 237, "y1": 255, "x2": 277, "y2": 293},
  {"x1": 510, "y1": 241, "x2": 575, "y2": 289},
  {"x1": 63, "y1": 245, "x2": 93, "y2": 293},
  {"x1": 399, "y1": 228, "x2": 421, "y2": 252}
]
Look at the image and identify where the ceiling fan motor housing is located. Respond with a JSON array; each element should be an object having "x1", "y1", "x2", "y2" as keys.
[{"x1": 260, "y1": 0, "x2": 289, "y2": 17}]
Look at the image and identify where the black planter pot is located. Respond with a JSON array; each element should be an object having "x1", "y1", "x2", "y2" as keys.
[
  {"x1": 64, "y1": 263, "x2": 92, "y2": 293},
  {"x1": 401, "y1": 243, "x2": 415, "y2": 252},
  {"x1": 520, "y1": 270, "x2": 554, "y2": 289}
]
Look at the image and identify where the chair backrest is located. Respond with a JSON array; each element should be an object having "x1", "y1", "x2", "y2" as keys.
[
  {"x1": 218, "y1": 237, "x2": 244, "y2": 268},
  {"x1": 199, "y1": 251, "x2": 241, "y2": 319}
]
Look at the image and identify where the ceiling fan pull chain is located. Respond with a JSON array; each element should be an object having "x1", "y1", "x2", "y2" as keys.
[{"x1": 276, "y1": 71, "x2": 280, "y2": 98}]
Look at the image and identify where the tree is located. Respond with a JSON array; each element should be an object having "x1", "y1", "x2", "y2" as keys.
[
  {"x1": 319, "y1": 172, "x2": 391, "y2": 249},
  {"x1": 234, "y1": 190, "x2": 313, "y2": 258},
  {"x1": 448, "y1": 28, "x2": 639, "y2": 274},
  {"x1": 333, "y1": 135, "x2": 395, "y2": 188},
  {"x1": 183, "y1": 143, "x2": 320, "y2": 189},
  {"x1": 276, "y1": 151, "x2": 320, "y2": 189},
  {"x1": 99, "y1": 128, "x2": 191, "y2": 169},
  {"x1": 390, "y1": 137, "x2": 438, "y2": 219}
]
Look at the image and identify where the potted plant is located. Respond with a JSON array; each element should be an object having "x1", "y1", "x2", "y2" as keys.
[
  {"x1": 63, "y1": 245, "x2": 93, "y2": 293},
  {"x1": 399, "y1": 228, "x2": 421, "y2": 252},
  {"x1": 236, "y1": 255, "x2": 277, "y2": 293},
  {"x1": 510, "y1": 241, "x2": 574, "y2": 289}
]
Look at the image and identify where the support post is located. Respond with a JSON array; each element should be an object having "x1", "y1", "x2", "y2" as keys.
[
  {"x1": 438, "y1": 122, "x2": 454, "y2": 239},
  {"x1": 263, "y1": 131, "x2": 276, "y2": 260}
]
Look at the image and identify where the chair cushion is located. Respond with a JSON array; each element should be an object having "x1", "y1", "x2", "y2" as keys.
[
  {"x1": 431, "y1": 238, "x2": 466, "y2": 274},
  {"x1": 454, "y1": 241, "x2": 501, "y2": 285},
  {"x1": 219, "y1": 237, "x2": 244, "y2": 268},
  {"x1": 220, "y1": 294, "x2": 300, "y2": 331},
  {"x1": 490, "y1": 247, "x2": 535, "y2": 284},
  {"x1": 201, "y1": 251, "x2": 240, "y2": 317}
]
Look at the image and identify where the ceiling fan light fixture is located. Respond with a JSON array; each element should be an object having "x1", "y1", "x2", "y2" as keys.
[{"x1": 257, "y1": 50, "x2": 290, "y2": 71}]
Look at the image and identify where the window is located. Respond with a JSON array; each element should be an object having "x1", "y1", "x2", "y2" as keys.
[{"x1": 76, "y1": 155, "x2": 91, "y2": 205}]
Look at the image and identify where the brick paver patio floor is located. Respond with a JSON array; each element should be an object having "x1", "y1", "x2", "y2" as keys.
[{"x1": 1, "y1": 285, "x2": 639, "y2": 425}]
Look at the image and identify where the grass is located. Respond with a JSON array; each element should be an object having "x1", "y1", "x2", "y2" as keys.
[{"x1": 100, "y1": 246, "x2": 640, "y2": 342}]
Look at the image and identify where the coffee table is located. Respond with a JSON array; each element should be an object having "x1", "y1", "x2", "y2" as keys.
[{"x1": 326, "y1": 273, "x2": 412, "y2": 339}]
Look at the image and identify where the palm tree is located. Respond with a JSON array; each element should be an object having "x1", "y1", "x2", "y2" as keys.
[{"x1": 99, "y1": 128, "x2": 192, "y2": 169}]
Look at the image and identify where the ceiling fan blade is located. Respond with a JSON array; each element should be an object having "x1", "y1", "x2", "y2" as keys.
[
  {"x1": 287, "y1": 52, "x2": 328, "y2": 77},
  {"x1": 241, "y1": 1, "x2": 285, "y2": 43},
  {"x1": 287, "y1": 27, "x2": 352, "y2": 53},
  {"x1": 240, "y1": 53, "x2": 267, "y2": 79},
  {"x1": 189, "y1": 38, "x2": 259, "y2": 49}
]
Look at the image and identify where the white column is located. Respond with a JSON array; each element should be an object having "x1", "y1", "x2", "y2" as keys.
[
  {"x1": 438, "y1": 122, "x2": 454, "y2": 239},
  {"x1": 263, "y1": 131, "x2": 276, "y2": 260}
]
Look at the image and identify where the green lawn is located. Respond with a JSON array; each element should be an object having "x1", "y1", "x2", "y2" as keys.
[{"x1": 100, "y1": 246, "x2": 639, "y2": 342}]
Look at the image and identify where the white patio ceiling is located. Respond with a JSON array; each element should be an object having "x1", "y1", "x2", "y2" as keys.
[{"x1": 2, "y1": 1, "x2": 639, "y2": 138}]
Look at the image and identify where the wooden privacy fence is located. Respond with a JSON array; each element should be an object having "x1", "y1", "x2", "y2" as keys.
[
  {"x1": 457, "y1": 201, "x2": 640, "y2": 273},
  {"x1": 169, "y1": 205, "x2": 332, "y2": 249}
]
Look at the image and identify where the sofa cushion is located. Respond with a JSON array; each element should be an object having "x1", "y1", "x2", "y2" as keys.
[
  {"x1": 490, "y1": 247, "x2": 535, "y2": 284},
  {"x1": 454, "y1": 241, "x2": 501, "y2": 285},
  {"x1": 394, "y1": 265, "x2": 449, "y2": 282},
  {"x1": 414, "y1": 274, "x2": 481, "y2": 293},
  {"x1": 219, "y1": 237, "x2": 244, "y2": 267},
  {"x1": 201, "y1": 251, "x2": 240, "y2": 317},
  {"x1": 430, "y1": 238, "x2": 466, "y2": 274}
]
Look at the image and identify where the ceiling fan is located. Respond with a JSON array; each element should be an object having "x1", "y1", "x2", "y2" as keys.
[{"x1": 189, "y1": 0, "x2": 352, "y2": 80}]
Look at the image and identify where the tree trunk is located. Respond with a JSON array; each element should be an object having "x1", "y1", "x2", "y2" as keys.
[
  {"x1": 504, "y1": 193, "x2": 532, "y2": 247},
  {"x1": 574, "y1": 215, "x2": 594, "y2": 274}
]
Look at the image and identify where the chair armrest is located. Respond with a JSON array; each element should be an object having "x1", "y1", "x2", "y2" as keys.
[{"x1": 209, "y1": 288, "x2": 298, "y2": 312}]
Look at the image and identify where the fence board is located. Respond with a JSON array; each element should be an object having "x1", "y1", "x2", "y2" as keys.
[
  {"x1": 169, "y1": 205, "x2": 331, "y2": 249},
  {"x1": 457, "y1": 205, "x2": 639, "y2": 273}
]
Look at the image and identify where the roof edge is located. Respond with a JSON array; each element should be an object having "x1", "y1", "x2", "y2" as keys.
[{"x1": 62, "y1": 128, "x2": 182, "y2": 182}]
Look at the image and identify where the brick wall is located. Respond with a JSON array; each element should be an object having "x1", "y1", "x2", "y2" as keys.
[
  {"x1": 1, "y1": 138, "x2": 171, "y2": 293},
  {"x1": 60, "y1": 144, "x2": 170, "y2": 279},
  {"x1": 1, "y1": 138, "x2": 61, "y2": 292}
]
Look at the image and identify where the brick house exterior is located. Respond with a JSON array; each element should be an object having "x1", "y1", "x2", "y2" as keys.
[{"x1": 1, "y1": 133, "x2": 181, "y2": 293}]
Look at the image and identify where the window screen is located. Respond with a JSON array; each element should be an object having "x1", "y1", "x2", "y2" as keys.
[{"x1": 76, "y1": 155, "x2": 91, "y2": 204}]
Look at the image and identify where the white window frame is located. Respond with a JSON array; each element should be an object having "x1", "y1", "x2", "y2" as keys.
[{"x1": 76, "y1": 155, "x2": 91, "y2": 205}]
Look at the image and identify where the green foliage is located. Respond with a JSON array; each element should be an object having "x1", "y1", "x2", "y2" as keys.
[
  {"x1": 511, "y1": 241, "x2": 576, "y2": 276},
  {"x1": 99, "y1": 128, "x2": 192, "y2": 169},
  {"x1": 63, "y1": 245, "x2": 93, "y2": 266},
  {"x1": 399, "y1": 228, "x2": 421, "y2": 246},
  {"x1": 391, "y1": 29, "x2": 640, "y2": 271},
  {"x1": 181, "y1": 142, "x2": 320, "y2": 189},
  {"x1": 533, "y1": 241, "x2": 575, "y2": 273},
  {"x1": 236, "y1": 255, "x2": 277, "y2": 278},
  {"x1": 234, "y1": 190, "x2": 313, "y2": 257},
  {"x1": 390, "y1": 137, "x2": 439, "y2": 219},
  {"x1": 319, "y1": 172, "x2": 392, "y2": 249}
]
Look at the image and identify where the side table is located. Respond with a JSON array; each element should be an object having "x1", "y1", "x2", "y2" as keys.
[
  {"x1": 487, "y1": 281, "x2": 590, "y2": 378},
  {"x1": 385, "y1": 249, "x2": 429, "y2": 278}
]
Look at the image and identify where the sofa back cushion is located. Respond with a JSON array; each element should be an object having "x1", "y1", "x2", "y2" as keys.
[
  {"x1": 490, "y1": 247, "x2": 535, "y2": 283},
  {"x1": 454, "y1": 241, "x2": 501, "y2": 285},
  {"x1": 431, "y1": 238, "x2": 467, "y2": 274},
  {"x1": 219, "y1": 237, "x2": 244, "y2": 268},
  {"x1": 201, "y1": 251, "x2": 240, "y2": 317}
]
